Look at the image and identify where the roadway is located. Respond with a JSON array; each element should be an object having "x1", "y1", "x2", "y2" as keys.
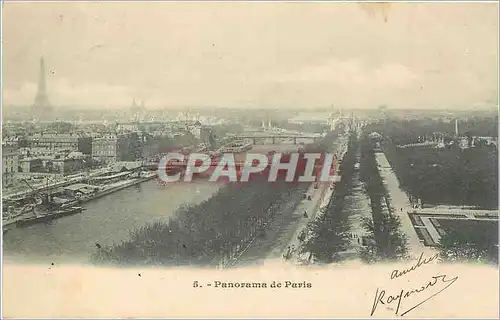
[
  {"x1": 272, "y1": 181, "x2": 330, "y2": 264},
  {"x1": 374, "y1": 152, "x2": 437, "y2": 259},
  {"x1": 275, "y1": 133, "x2": 349, "y2": 265},
  {"x1": 228, "y1": 131, "x2": 349, "y2": 267}
]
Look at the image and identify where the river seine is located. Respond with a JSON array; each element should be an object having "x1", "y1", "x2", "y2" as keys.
[
  {"x1": 2, "y1": 142, "x2": 305, "y2": 265},
  {"x1": 3, "y1": 179, "x2": 222, "y2": 264}
]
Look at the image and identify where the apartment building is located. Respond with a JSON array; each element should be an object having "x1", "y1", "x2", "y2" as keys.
[
  {"x1": 19, "y1": 133, "x2": 92, "y2": 155},
  {"x1": 2, "y1": 146, "x2": 19, "y2": 186},
  {"x1": 92, "y1": 132, "x2": 141, "y2": 164}
]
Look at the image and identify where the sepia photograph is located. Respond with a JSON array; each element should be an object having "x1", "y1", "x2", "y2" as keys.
[{"x1": 1, "y1": 1, "x2": 499, "y2": 318}]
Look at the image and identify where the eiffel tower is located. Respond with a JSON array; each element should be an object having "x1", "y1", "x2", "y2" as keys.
[{"x1": 32, "y1": 56, "x2": 53, "y2": 116}]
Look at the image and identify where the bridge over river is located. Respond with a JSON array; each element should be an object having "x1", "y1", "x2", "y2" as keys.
[{"x1": 233, "y1": 134, "x2": 320, "y2": 145}]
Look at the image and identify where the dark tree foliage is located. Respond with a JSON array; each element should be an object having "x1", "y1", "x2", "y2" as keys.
[
  {"x1": 459, "y1": 116, "x2": 498, "y2": 137},
  {"x1": 92, "y1": 177, "x2": 303, "y2": 266},
  {"x1": 358, "y1": 132, "x2": 408, "y2": 263},
  {"x1": 91, "y1": 135, "x2": 337, "y2": 266},
  {"x1": 438, "y1": 220, "x2": 498, "y2": 265},
  {"x1": 385, "y1": 143, "x2": 497, "y2": 209},
  {"x1": 367, "y1": 119, "x2": 498, "y2": 209},
  {"x1": 361, "y1": 119, "x2": 498, "y2": 264},
  {"x1": 302, "y1": 214, "x2": 351, "y2": 263},
  {"x1": 300, "y1": 131, "x2": 357, "y2": 263}
]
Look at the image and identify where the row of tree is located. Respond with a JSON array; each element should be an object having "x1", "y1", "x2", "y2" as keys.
[
  {"x1": 92, "y1": 176, "x2": 307, "y2": 266},
  {"x1": 364, "y1": 121, "x2": 498, "y2": 264},
  {"x1": 299, "y1": 132, "x2": 358, "y2": 263},
  {"x1": 93, "y1": 178, "x2": 305, "y2": 266},
  {"x1": 358, "y1": 132, "x2": 408, "y2": 263},
  {"x1": 384, "y1": 142, "x2": 497, "y2": 209},
  {"x1": 438, "y1": 220, "x2": 498, "y2": 264},
  {"x1": 363, "y1": 119, "x2": 498, "y2": 209},
  {"x1": 91, "y1": 134, "x2": 338, "y2": 266}
]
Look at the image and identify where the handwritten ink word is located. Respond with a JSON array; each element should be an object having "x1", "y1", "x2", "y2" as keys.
[
  {"x1": 370, "y1": 274, "x2": 458, "y2": 317},
  {"x1": 391, "y1": 252, "x2": 439, "y2": 280}
]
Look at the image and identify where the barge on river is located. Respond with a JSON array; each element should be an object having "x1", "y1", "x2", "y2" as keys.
[
  {"x1": 3, "y1": 169, "x2": 157, "y2": 231},
  {"x1": 15, "y1": 206, "x2": 84, "y2": 228}
]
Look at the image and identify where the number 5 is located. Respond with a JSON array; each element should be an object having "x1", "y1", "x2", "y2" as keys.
[{"x1": 193, "y1": 281, "x2": 199, "y2": 288}]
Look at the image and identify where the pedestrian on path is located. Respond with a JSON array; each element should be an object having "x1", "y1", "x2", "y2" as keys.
[
  {"x1": 283, "y1": 246, "x2": 291, "y2": 260},
  {"x1": 298, "y1": 230, "x2": 306, "y2": 242},
  {"x1": 303, "y1": 210, "x2": 308, "y2": 218}
]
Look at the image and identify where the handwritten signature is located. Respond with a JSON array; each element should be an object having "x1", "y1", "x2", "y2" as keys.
[
  {"x1": 370, "y1": 253, "x2": 458, "y2": 317},
  {"x1": 390, "y1": 252, "x2": 439, "y2": 280}
]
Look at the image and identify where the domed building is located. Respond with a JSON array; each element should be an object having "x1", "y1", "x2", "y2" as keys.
[
  {"x1": 368, "y1": 132, "x2": 383, "y2": 150},
  {"x1": 368, "y1": 132, "x2": 382, "y2": 141}
]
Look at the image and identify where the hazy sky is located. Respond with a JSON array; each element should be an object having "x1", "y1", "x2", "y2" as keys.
[{"x1": 2, "y1": 2, "x2": 498, "y2": 109}]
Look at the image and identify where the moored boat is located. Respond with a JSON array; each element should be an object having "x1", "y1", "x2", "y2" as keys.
[{"x1": 15, "y1": 206, "x2": 84, "y2": 228}]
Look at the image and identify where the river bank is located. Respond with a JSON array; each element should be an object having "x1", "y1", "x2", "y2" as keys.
[
  {"x1": 90, "y1": 137, "x2": 338, "y2": 267},
  {"x1": 3, "y1": 172, "x2": 158, "y2": 232},
  {"x1": 3, "y1": 179, "x2": 223, "y2": 264}
]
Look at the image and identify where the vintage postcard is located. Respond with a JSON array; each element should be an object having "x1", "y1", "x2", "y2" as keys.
[{"x1": 2, "y1": 1, "x2": 499, "y2": 318}]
